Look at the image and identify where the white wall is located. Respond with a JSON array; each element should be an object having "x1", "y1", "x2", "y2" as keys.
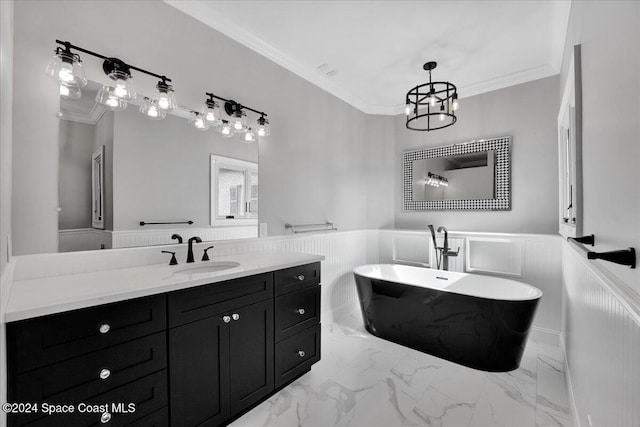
[
  {"x1": 559, "y1": 2, "x2": 640, "y2": 425},
  {"x1": 11, "y1": 1, "x2": 395, "y2": 255},
  {"x1": 58, "y1": 120, "x2": 94, "y2": 230},
  {"x1": 394, "y1": 76, "x2": 560, "y2": 234}
]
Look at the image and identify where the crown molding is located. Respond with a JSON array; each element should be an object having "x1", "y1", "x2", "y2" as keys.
[
  {"x1": 166, "y1": 1, "x2": 566, "y2": 117},
  {"x1": 58, "y1": 102, "x2": 106, "y2": 125}
]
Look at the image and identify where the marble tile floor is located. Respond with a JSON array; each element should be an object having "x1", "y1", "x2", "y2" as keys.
[{"x1": 230, "y1": 312, "x2": 572, "y2": 427}]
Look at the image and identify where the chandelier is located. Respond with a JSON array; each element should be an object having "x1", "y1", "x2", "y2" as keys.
[{"x1": 405, "y1": 61, "x2": 458, "y2": 131}]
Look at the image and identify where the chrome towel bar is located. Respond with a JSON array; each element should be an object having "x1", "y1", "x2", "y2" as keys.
[{"x1": 285, "y1": 222, "x2": 337, "y2": 234}]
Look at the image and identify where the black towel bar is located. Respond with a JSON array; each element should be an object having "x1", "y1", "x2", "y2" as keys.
[
  {"x1": 140, "y1": 220, "x2": 194, "y2": 226},
  {"x1": 568, "y1": 234, "x2": 636, "y2": 269}
]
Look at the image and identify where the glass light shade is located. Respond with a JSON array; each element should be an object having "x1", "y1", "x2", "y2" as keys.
[
  {"x1": 256, "y1": 119, "x2": 270, "y2": 137},
  {"x1": 231, "y1": 113, "x2": 247, "y2": 133},
  {"x1": 139, "y1": 97, "x2": 166, "y2": 120},
  {"x1": 96, "y1": 85, "x2": 128, "y2": 111},
  {"x1": 218, "y1": 121, "x2": 234, "y2": 138},
  {"x1": 243, "y1": 128, "x2": 256, "y2": 143},
  {"x1": 45, "y1": 52, "x2": 87, "y2": 88},
  {"x1": 156, "y1": 82, "x2": 176, "y2": 111},
  {"x1": 189, "y1": 112, "x2": 210, "y2": 131},
  {"x1": 107, "y1": 71, "x2": 136, "y2": 100},
  {"x1": 59, "y1": 85, "x2": 81, "y2": 100},
  {"x1": 202, "y1": 104, "x2": 222, "y2": 126}
]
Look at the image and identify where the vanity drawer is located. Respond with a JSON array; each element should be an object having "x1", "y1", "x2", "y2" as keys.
[
  {"x1": 9, "y1": 295, "x2": 166, "y2": 373},
  {"x1": 274, "y1": 262, "x2": 321, "y2": 296},
  {"x1": 10, "y1": 370, "x2": 168, "y2": 427},
  {"x1": 124, "y1": 406, "x2": 168, "y2": 427},
  {"x1": 168, "y1": 272, "x2": 273, "y2": 328},
  {"x1": 275, "y1": 285, "x2": 320, "y2": 342},
  {"x1": 275, "y1": 324, "x2": 321, "y2": 388},
  {"x1": 13, "y1": 332, "x2": 166, "y2": 410}
]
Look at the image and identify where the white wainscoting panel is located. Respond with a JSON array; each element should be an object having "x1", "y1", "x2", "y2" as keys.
[
  {"x1": 562, "y1": 240, "x2": 640, "y2": 427},
  {"x1": 466, "y1": 237, "x2": 523, "y2": 277},
  {"x1": 111, "y1": 226, "x2": 257, "y2": 248},
  {"x1": 59, "y1": 229, "x2": 112, "y2": 252},
  {"x1": 391, "y1": 233, "x2": 430, "y2": 266}
]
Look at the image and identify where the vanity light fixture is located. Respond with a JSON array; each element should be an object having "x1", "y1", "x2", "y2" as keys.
[
  {"x1": 47, "y1": 40, "x2": 174, "y2": 117},
  {"x1": 426, "y1": 172, "x2": 448, "y2": 187},
  {"x1": 202, "y1": 92, "x2": 270, "y2": 140},
  {"x1": 405, "y1": 61, "x2": 458, "y2": 131}
]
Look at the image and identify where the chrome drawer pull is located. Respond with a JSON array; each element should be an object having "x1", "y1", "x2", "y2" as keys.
[
  {"x1": 99, "y1": 368, "x2": 111, "y2": 380},
  {"x1": 297, "y1": 350, "x2": 305, "y2": 358},
  {"x1": 296, "y1": 274, "x2": 305, "y2": 281},
  {"x1": 222, "y1": 315, "x2": 231, "y2": 323},
  {"x1": 232, "y1": 313, "x2": 240, "y2": 321},
  {"x1": 99, "y1": 324, "x2": 110, "y2": 334},
  {"x1": 296, "y1": 308, "x2": 305, "y2": 315},
  {"x1": 100, "y1": 412, "x2": 111, "y2": 423}
]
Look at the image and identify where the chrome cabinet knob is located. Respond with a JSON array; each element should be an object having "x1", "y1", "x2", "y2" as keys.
[
  {"x1": 99, "y1": 368, "x2": 111, "y2": 380},
  {"x1": 100, "y1": 412, "x2": 111, "y2": 423},
  {"x1": 296, "y1": 308, "x2": 305, "y2": 315},
  {"x1": 99, "y1": 324, "x2": 110, "y2": 334},
  {"x1": 296, "y1": 274, "x2": 305, "y2": 281},
  {"x1": 297, "y1": 350, "x2": 306, "y2": 358},
  {"x1": 232, "y1": 313, "x2": 240, "y2": 321},
  {"x1": 222, "y1": 315, "x2": 231, "y2": 323}
]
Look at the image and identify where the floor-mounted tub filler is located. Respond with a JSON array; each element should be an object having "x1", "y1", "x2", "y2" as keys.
[{"x1": 353, "y1": 264, "x2": 542, "y2": 372}]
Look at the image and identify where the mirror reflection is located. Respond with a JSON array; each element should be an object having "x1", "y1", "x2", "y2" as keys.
[
  {"x1": 412, "y1": 151, "x2": 496, "y2": 201},
  {"x1": 57, "y1": 81, "x2": 259, "y2": 253}
]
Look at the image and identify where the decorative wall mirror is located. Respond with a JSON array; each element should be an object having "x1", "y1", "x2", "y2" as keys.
[
  {"x1": 210, "y1": 155, "x2": 258, "y2": 226},
  {"x1": 558, "y1": 44, "x2": 583, "y2": 238},
  {"x1": 403, "y1": 136, "x2": 511, "y2": 211}
]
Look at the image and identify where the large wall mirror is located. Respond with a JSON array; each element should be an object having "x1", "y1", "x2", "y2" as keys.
[
  {"x1": 57, "y1": 81, "x2": 259, "y2": 252},
  {"x1": 403, "y1": 137, "x2": 511, "y2": 210}
]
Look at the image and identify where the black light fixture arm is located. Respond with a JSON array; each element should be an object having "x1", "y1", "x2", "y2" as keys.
[
  {"x1": 205, "y1": 92, "x2": 267, "y2": 117},
  {"x1": 55, "y1": 39, "x2": 171, "y2": 82}
]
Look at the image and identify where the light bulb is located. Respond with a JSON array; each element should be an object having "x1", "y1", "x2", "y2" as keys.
[
  {"x1": 256, "y1": 116, "x2": 270, "y2": 137},
  {"x1": 58, "y1": 62, "x2": 74, "y2": 83},
  {"x1": 430, "y1": 95, "x2": 436, "y2": 107},
  {"x1": 189, "y1": 112, "x2": 210, "y2": 131},
  {"x1": 404, "y1": 103, "x2": 411, "y2": 116},
  {"x1": 106, "y1": 97, "x2": 119, "y2": 108},
  {"x1": 218, "y1": 121, "x2": 234, "y2": 138},
  {"x1": 158, "y1": 96, "x2": 170, "y2": 110},
  {"x1": 257, "y1": 128, "x2": 266, "y2": 137},
  {"x1": 114, "y1": 80, "x2": 127, "y2": 98},
  {"x1": 233, "y1": 119, "x2": 243, "y2": 130},
  {"x1": 452, "y1": 95, "x2": 459, "y2": 111},
  {"x1": 439, "y1": 113, "x2": 445, "y2": 122},
  {"x1": 139, "y1": 97, "x2": 166, "y2": 120}
]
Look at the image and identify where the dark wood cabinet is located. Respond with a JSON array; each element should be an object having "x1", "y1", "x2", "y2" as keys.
[{"x1": 6, "y1": 263, "x2": 321, "y2": 427}]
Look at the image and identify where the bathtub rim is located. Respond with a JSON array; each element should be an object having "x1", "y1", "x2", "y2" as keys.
[{"x1": 353, "y1": 263, "x2": 543, "y2": 302}]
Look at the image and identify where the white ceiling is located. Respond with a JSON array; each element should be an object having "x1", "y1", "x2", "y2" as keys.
[{"x1": 166, "y1": 1, "x2": 571, "y2": 115}]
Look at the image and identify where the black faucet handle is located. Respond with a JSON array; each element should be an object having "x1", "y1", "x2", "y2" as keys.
[
  {"x1": 162, "y1": 250, "x2": 178, "y2": 265},
  {"x1": 202, "y1": 246, "x2": 215, "y2": 261},
  {"x1": 444, "y1": 247, "x2": 460, "y2": 257},
  {"x1": 171, "y1": 234, "x2": 183, "y2": 244}
]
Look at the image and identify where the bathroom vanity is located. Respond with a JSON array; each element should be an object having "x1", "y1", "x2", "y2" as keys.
[{"x1": 4, "y1": 254, "x2": 322, "y2": 426}]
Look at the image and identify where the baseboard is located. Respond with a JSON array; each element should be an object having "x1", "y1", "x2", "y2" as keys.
[
  {"x1": 531, "y1": 326, "x2": 560, "y2": 346},
  {"x1": 559, "y1": 335, "x2": 581, "y2": 427}
]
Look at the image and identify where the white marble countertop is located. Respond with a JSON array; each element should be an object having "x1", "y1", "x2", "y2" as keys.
[{"x1": 5, "y1": 252, "x2": 324, "y2": 323}]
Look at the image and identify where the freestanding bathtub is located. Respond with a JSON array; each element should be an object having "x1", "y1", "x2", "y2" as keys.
[{"x1": 353, "y1": 264, "x2": 542, "y2": 372}]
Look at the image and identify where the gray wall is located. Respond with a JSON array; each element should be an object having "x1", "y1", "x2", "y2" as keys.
[
  {"x1": 58, "y1": 120, "x2": 94, "y2": 230},
  {"x1": 11, "y1": 1, "x2": 395, "y2": 254},
  {"x1": 560, "y1": 0, "x2": 640, "y2": 289},
  {"x1": 394, "y1": 76, "x2": 560, "y2": 234},
  {"x1": 112, "y1": 106, "x2": 257, "y2": 231}
]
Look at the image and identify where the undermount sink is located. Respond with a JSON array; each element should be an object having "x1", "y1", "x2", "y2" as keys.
[{"x1": 175, "y1": 261, "x2": 241, "y2": 275}]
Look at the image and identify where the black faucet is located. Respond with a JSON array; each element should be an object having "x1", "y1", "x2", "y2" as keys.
[
  {"x1": 186, "y1": 236, "x2": 202, "y2": 263},
  {"x1": 427, "y1": 225, "x2": 460, "y2": 271},
  {"x1": 171, "y1": 234, "x2": 183, "y2": 244}
]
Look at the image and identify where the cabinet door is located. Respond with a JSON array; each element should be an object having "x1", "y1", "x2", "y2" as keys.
[
  {"x1": 169, "y1": 316, "x2": 230, "y2": 427},
  {"x1": 229, "y1": 299, "x2": 275, "y2": 416}
]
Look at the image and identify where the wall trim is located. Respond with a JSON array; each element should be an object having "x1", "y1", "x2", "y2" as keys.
[{"x1": 530, "y1": 325, "x2": 560, "y2": 346}]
